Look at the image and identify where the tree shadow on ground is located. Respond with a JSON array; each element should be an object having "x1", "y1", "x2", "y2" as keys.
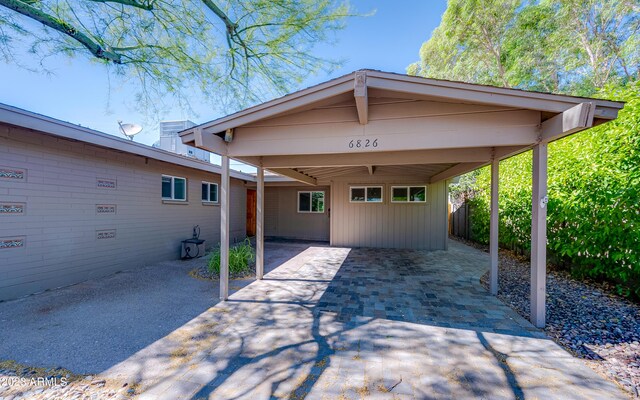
[{"x1": 177, "y1": 246, "x2": 617, "y2": 399}]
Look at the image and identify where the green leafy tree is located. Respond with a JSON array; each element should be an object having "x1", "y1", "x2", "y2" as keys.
[
  {"x1": 0, "y1": 0, "x2": 352, "y2": 111},
  {"x1": 408, "y1": 0, "x2": 521, "y2": 87},
  {"x1": 410, "y1": 0, "x2": 639, "y2": 95},
  {"x1": 409, "y1": 0, "x2": 640, "y2": 296}
]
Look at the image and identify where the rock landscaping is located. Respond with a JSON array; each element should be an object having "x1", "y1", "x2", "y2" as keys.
[{"x1": 474, "y1": 240, "x2": 640, "y2": 397}]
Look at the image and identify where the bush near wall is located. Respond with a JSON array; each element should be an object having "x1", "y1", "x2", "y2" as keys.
[{"x1": 461, "y1": 82, "x2": 640, "y2": 297}]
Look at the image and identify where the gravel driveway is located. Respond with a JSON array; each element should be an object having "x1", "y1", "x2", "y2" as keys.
[{"x1": 0, "y1": 241, "x2": 314, "y2": 374}]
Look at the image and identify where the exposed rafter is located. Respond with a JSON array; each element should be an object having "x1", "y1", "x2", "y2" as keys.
[
  {"x1": 268, "y1": 168, "x2": 317, "y2": 186},
  {"x1": 367, "y1": 165, "x2": 375, "y2": 175},
  {"x1": 193, "y1": 126, "x2": 228, "y2": 155},
  {"x1": 429, "y1": 162, "x2": 486, "y2": 183},
  {"x1": 540, "y1": 102, "x2": 595, "y2": 143},
  {"x1": 354, "y1": 71, "x2": 368, "y2": 125}
]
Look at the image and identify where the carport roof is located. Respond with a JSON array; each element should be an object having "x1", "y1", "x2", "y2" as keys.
[
  {"x1": 179, "y1": 69, "x2": 625, "y2": 185},
  {"x1": 181, "y1": 69, "x2": 623, "y2": 135}
]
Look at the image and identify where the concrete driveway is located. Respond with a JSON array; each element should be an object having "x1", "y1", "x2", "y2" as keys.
[{"x1": 89, "y1": 241, "x2": 623, "y2": 399}]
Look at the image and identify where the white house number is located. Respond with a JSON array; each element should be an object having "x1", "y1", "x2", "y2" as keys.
[{"x1": 348, "y1": 139, "x2": 378, "y2": 149}]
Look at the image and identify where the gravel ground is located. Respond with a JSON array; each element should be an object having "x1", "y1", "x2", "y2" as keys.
[
  {"x1": 468, "y1": 238, "x2": 640, "y2": 397},
  {"x1": 0, "y1": 240, "x2": 318, "y2": 400},
  {"x1": 0, "y1": 360, "x2": 138, "y2": 400}
]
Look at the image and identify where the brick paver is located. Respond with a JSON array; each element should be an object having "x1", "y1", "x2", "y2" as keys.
[{"x1": 103, "y1": 241, "x2": 625, "y2": 399}]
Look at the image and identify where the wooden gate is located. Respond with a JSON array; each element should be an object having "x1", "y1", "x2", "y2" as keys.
[
  {"x1": 450, "y1": 202, "x2": 471, "y2": 240},
  {"x1": 246, "y1": 189, "x2": 257, "y2": 237}
]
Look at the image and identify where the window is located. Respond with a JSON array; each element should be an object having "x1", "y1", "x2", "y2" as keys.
[
  {"x1": 162, "y1": 175, "x2": 187, "y2": 201},
  {"x1": 391, "y1": 186, "x2": 427, "y2": 203},
  {"x1": 202, "y1": 182, "x2": 219, "y2": 203},
  {"x1": 298, "y1": 191, "x2": 325, "y2": 213},
  {"x1": 350, "y1": 186, "x2": 383, "y2": 203}
]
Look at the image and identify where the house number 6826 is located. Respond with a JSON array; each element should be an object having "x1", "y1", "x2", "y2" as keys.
[{"x1": 348, "y1": 139, "x2": 378, "y2": 149}]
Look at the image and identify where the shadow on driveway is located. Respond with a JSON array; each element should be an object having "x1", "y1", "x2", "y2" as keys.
[
  {"x1": 0, "y1": 241, "x2": 316, "y2": 374},
  {"x1": 95, "y1": 242, "x2": 624, "y2": 399}
]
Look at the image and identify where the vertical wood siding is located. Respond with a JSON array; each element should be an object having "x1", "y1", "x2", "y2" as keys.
[
  {"x1": 264, "y1": 186, "x2": 330, "y2": 241},
  {"x1": 0, "y1": 125, "x2": 247, "y2": 301},
  {"x1": 330, "y1": 176, "x2": 447, "y2": 250}
]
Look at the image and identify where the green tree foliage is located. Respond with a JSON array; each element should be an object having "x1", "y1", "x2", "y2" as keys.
[
  {"x1": 0, "y1": 0, "x2": 352, "y2": 111},
  {"x1": 410, "y1": 0, "x2": 640, "y2": 296},
  {"x1": 407, "y1": 0, "x2": 521, "y2": 87},
  {"x1": 409, "y1": 0, "x2": 639, "y2": 94}
]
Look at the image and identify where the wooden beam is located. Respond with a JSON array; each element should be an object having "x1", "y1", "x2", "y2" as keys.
[
  {"x1": 269, "y1": 168, "x2": 317, "y2": 186},
  {"x1": 540, "y1": 102, "x2": 596, "y2": 143},
  {"x1": 367, "y1": 165, "x2": 375, "y2": 175},
  {"x1": 354, "y1": 71, "x2": 368, "y2": 125},
  {"x1": 490, "y1": 158, "x2": 499, "y2": 295},
  {"x1": 256, "y1": 166, "x2": 264, "y2": 280},
  {"x1": 228, "y1": 109, "x2": 539, "y2": 157},
  {"x1": 220, "y1": 155, "x2": 230, "y2": 300},
  {"x1": 531, "y1": 143, "x2": 548, "y2": 328},
  {"x1": 188, "y1": 127, "x2": 228, "y2": 155},
  {"x1": 254, "y1": 148, "x2": 511, "y2": 169},
  {"x1": 429, "y1": 162, "x2": 486, "y2": 183}
]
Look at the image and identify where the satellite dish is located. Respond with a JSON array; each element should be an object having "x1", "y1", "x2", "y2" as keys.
[{"x1": 118, "y1": 121, "x2": 143, "y2": 141}]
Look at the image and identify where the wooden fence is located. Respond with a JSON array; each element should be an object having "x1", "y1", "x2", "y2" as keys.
[{"x1": 449, "y1": 202, "x2": 471, "y2": 240}]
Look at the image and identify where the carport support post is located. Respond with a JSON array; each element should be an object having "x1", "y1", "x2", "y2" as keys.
[
  {"x1": 490, "y1": 158, "x2": 499, "y2": 295},
  {"x1": 531, "y1": 143, "x2": 548, "y2": 328},
  {"x1": 220, "y1": 155, "x2": 230, "y2": 300},
  {"x1": 256, "y1": 166, "x2": 264, "y2": 279}
]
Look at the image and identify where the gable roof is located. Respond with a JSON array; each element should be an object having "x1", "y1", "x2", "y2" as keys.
[{"x1": 179, "y1": 69, "x2": 624, "y2": 139}]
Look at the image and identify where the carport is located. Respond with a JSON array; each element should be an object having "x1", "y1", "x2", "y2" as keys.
[{"x1": 180, "y1": 70, "x2": 623, "y2": 328}]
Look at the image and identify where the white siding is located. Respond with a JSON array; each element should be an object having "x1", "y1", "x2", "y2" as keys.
[{"x1": 0, "y1": 125, "x2": 246, "y2": 301}]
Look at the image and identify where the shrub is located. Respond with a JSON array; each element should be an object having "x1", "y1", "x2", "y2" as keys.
[
  {"x1": 457, "y1": 82, "x2": 640, "y2": 297},
  {"x1": 208, "y1": 239, "x2": 255, "y2": 276}
]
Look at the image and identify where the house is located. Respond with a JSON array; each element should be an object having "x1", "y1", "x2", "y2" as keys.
[
  {"x1": 0, "y1": 104, "x2": 253, "y2": 301},
  {"x1": 179, "y1": 69, "x2": 624, "y2": 327},
  {"x1": 0, "y1": 69, "x2": 625, "y2": 329}
]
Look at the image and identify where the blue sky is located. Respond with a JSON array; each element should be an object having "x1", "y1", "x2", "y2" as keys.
[{"x1": 0, "y1": 1, "x2": 447, "y2": 152}]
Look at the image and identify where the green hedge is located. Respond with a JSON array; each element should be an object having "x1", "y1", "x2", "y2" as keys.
[{"x1": 462, "y1": 82, "x2": 640, "y2": 296}]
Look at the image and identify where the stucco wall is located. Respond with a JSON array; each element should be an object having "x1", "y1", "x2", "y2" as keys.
[
  {"x1": 0, "y1": 124, "x2": 247, "y2": 301},
  {"x1": 264, "y1": 186, "x2": 330, "y2": 241},
  {"x1": 330, "y1": 176, "x2": 448, "y2": 250}
]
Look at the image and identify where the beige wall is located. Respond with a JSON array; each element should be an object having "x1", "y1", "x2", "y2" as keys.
[
  {"x1": 329, "y1": 176, "x2": 448, "y2": 250},
  {"x1": 0, "y1": 125, "x2": 247, "y2": 301},
  {"x1": 264, "y1": 186, "x2": 330, "y2": 241}
]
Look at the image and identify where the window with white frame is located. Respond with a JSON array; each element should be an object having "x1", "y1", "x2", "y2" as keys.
[
  {"x1": 350, "y1": 186, "x2": 383, "y2": 203},
  {"x1": 298, "y1": 191, "x2": 325, "y2": 213},
  {"x1": 202, "y1": 182, "x2": 219, "y2": 203},
  {"x1": 391, "y1": 186, "x2": 427, "y2": 203},
  {"x1": 162, "y1": 175, "x2": 187, "y2": 201}
]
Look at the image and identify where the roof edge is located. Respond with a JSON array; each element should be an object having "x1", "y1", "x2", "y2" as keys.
[
  {"x1": 0, "y1": 103, "x2": 256, "y2": 182},
  {"x1": 184, "y1": 69, "x2": 625, "y2": 135}
]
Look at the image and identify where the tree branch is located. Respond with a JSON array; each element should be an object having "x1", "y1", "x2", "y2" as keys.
[
  {"x1": 200, "y1": 0, "x2": 236, "y2": 34},
  {"x1": 0, "y1": 0, "x2": 122, "y2": 63},
  {"x1": 86, "y1": 0, "x2": 155, "y2": 11}
]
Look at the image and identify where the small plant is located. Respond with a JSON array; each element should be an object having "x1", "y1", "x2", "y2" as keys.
[{"x1": 208, "y1": 239, "x2": 254, "y2": 276}]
